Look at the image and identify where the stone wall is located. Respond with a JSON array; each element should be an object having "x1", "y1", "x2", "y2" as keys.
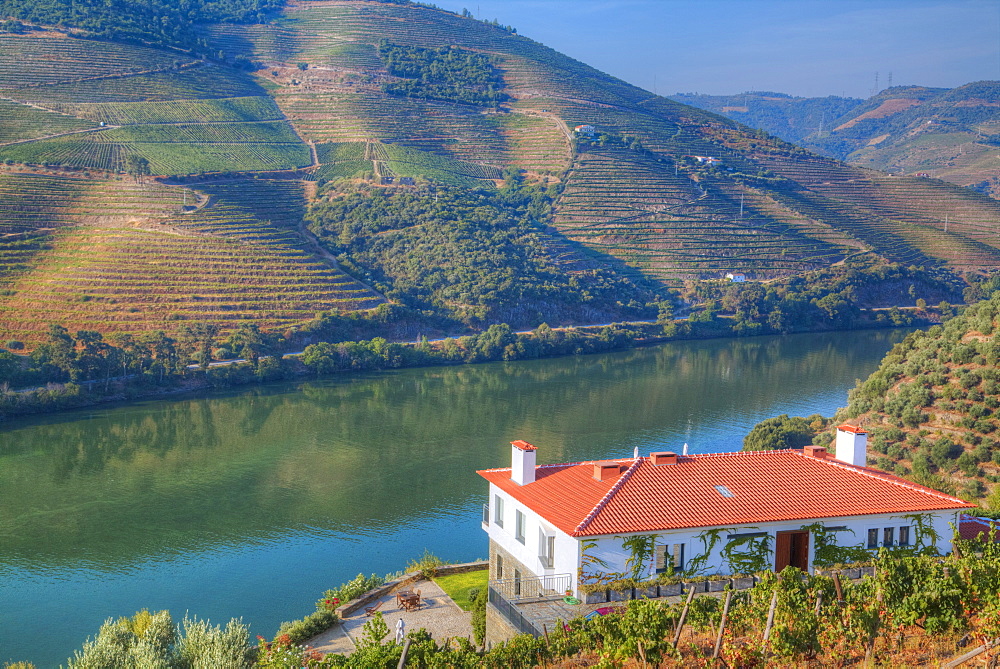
[
  {"x1": 488, "y1": 538, "x2": 534, "y2": 583},
  {"x1": 485, "y1": 602, "x2": 521, "y2": 648},
  {"x1": 485, "y1": 539, "x2": 541, "y2": 645}
]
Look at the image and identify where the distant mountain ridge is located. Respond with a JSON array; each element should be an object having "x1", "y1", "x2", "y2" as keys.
[
  {"x1": 669, "y1": 91, "x2": 863, "y2": 145},
  {"x1": 674, "y1": 82, "x2": 1000, "y2": 198}
]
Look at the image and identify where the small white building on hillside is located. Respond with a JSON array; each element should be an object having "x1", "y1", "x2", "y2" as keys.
[{"x1": 478, "y1": 428, "x2": 973, "y2": 621}]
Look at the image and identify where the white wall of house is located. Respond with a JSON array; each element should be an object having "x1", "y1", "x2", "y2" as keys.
[
  {"x1": 579, "y1": 509, "x2": 961, "y2": 582},
  {"x1": 485, "y1": 483, "x2": 579, "y2": 585}
]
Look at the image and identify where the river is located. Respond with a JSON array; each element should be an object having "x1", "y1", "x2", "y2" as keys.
[{"x1": 0, "y1": 328, "x2": 908, "y2": 666}]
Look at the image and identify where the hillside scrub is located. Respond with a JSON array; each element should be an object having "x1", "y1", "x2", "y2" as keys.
[
  {"x1": 835, "y1": 288, "x2": 1000, "y2": 504},
  {"x1": 686, "y1": 257, "x2": 964, "y2": 336},
  {"x1": 378, "y1": 41, "x2": 508, "y2": 107},
  {"x1": 742, "y1": 414, "x2": 830, "y2": 451},
  {"x1": 0, "y1": 0, "x2": 283, "y2": 54},
  {"x1": 306, "y1": 182, "x2": 654, "y2": 327}
]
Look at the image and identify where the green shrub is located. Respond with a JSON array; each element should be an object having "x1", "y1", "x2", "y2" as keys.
[
  {"x1": 471, "y1": 586, "x2": 488, "y2": 647},
  {"x1": 407, "y1": 549, "x2": 446, "y2": 580},
  {"x1": 275, "y1": 610, "x2": 338, "y2": 645}
]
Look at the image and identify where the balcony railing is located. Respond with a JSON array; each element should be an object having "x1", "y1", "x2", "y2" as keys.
[
  {"x1": 489, "y1": 572, "x2": 571, "y2": 602},
  {"x1": 487, "y1": 586, "x2": 542, "y2": 637}
]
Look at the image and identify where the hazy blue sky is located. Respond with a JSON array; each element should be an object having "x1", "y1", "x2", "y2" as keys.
[{"x1": 431, "y1": 0, "x2": 1000, "y2": 99}]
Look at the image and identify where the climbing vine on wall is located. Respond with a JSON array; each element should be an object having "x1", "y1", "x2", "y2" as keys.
[
  {"x1": 898, "y1": 513, "x2": 940, "y2": 555},
  {"x1": 578, "y1": 538, "x2": 612, "y2": 584},
  {"x1": 722, "y1": 531, "x2": 773, "y2": 575},
  {"x1": 799, "y1": 523, "x2": 872, "y2": 567},
  {"x1": 618, "y1": 534, "x2": 657, "y2": 581},
  {"x1": 686, "y1": 528, "x2": 727, "y2": 576}
]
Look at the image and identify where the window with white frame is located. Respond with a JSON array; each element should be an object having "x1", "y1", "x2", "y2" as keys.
[
  {"x1": 515, "y1": 509, "x2": 526, "y2": 544},
  {"x1": 496, "y1": 554, "x2": 504, "y2": 579},
  {"x1": 494, "y1": 494, "x2": 504, "y2": 527},
  {"x1": 654, "y1": 542, "x2": 685, "y2": 574},
  {"x1": 898, "y1": 526, "x2": 910, "y2": 546},
  {"x1": 538, "y1": 530, "x2": 555, "y2": 568},
  {"x1": 867, "y1": 528, "x2": 879, "y2": 549},
  {"x1": 883, "y1": 527, "x2": 894, "y2": 547}
]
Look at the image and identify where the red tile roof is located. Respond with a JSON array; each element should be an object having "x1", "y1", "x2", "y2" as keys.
[
  {"x1": 511, "y1": 440, "x2": 537, "y2": 451},
  {"x1": 958, "y1": 514, "x2": 1000, "y2": 542},
  {"x1": 478, "y1": 449, "x2": 974, "y2": 537}
]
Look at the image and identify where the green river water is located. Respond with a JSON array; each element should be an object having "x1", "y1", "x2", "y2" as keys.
[{"x1": 0, "y1": 328, "x2": 909, "y2": 666}]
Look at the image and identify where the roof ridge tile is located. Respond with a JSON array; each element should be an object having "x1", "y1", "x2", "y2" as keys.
[
  {"x1": 805, "y1": 450, "x2": 969, "y2": 504},
  {"x1": 574, "y1": 457, "x2": 642, "y2": 534}
]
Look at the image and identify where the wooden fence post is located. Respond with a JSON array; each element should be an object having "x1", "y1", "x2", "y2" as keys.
[
  {"x1": 396, "y1": 638, "x2": 411, "y2": 668},
  {"x1": 941, "y1": 641, "x2": 995, "y2": 668},
  {"x1": 762, "y1": 591, "x2": 779, "y2": 642},
  {"x1": 863, "y1": 590, "x2": 884, "y2": 666},
  {"x1": 712, "y1": 590, "x2": 734, "y2": 660},
  {"x1": 672, "y1": 585, "x2": 698, "y2": 647},
  {"x1": 833, "y1": 573, "x2": 844, "y2": 604}
]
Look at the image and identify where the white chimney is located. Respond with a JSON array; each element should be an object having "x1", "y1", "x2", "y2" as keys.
[
  {"x1": 835, "y1": 424, "x2": 868, "y2": 466},
  {"x1": 511, "y1": 440, "x2": 537, "y2": 485}
]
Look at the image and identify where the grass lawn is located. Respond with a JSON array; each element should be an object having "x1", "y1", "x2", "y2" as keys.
[{"x1": 433, "y1": 569, "x2": 488, "y2": 611}]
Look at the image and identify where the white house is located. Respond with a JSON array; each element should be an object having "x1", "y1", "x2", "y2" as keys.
[
  {"x1": 725, "y1": 272, "x2": 747, "y2": 282},
  {"x1": 573, "y1": 124, "x2": 596, "y2": 136},
  {"x1": 478, "y1": 429, "x2": 974, "y2": 601}
]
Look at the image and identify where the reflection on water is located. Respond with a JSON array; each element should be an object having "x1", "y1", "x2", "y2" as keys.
[{"x1": 0, "y1": 329, "x2": 908, "y2": 667}]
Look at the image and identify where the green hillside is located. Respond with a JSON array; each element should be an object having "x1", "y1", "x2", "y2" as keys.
[
  {"x1": 1, "y1": 0, "x2": 1000, "y2": 347},
  {"x1": 834, "y1": 288, "x2": 1000, "y2": 510}
]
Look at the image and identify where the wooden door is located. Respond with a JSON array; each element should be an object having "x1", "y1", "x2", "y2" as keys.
[{"x1": 775, "y1": 530, "x2": 809, "y2": 572}]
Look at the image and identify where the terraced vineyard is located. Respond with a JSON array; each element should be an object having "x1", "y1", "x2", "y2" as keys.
[
  {"x1": 0, "y1": 35, "x2": 310, "y2": 176},
  {"x1": 0, "y1": 100, "x2": 97, "y2": 144},
  {"x1": 1, "y1": 0, "x2": 998, "y2": 346},
  {"x1": 0, "y1": 175, "x2": 384, "y2": 346}
]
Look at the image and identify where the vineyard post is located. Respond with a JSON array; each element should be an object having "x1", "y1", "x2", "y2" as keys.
[
  {"x1": 762, "y1": 591, "x2": 778, "y2": 642},
  {"x1": 396, "y1": 637, "x2": 411, "y2": 668},
  {"x1": 542, "y1": 624, "x2": 549, "y2": 647},
  {"x1": 863, "y1": 589, "x2": 885, "y2": 666},
  {"x1": 941, "y1": 640, "x2": 996, "y2": 668},
  {"x1": 813, "y1": 591, "x2": 823, "y2": 616},
  {"x1": 833, "y1": 573, "x2": 844, "y2": 604},
  {"x1": 712, "y1": 589, "x2": 734, "y2": 659},
  {"x1": 672, "y1": 586, "x2": 698, "y2": 647}
]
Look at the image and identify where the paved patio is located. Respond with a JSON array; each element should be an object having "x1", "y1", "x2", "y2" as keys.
[
  {"x1": 307, "y1": 578, "x2": 474, "y2": 655},
  {"x1": 516, "y1": 589, "x2": 734, "y2": 634}
]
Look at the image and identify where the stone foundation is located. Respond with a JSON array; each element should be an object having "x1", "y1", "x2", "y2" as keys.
[
  {"x1": 484, "y1": 602, "x2": 521, "y2": 648},
  {"x1": 488, "y1": 539, "x2": 535, "y2": 583}
]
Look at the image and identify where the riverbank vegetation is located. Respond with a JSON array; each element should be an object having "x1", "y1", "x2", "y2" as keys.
[{"x1": 0, "y1": 261, "x2": 971, "y2": 421}]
